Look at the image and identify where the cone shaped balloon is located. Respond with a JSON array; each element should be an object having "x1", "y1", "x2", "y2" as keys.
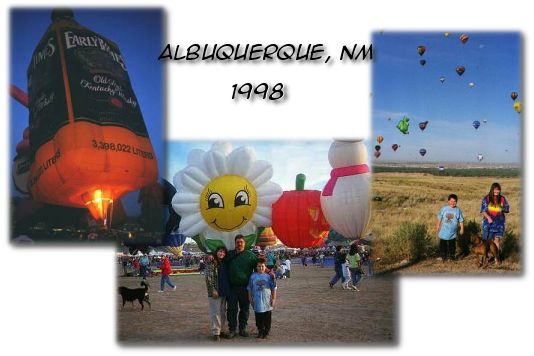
[
  {"x1": 456, "y1": 66, "x2": 465, "y2": 76},
  {"x1": 417, "y1": 46, "x2": 426, "y2": 56}
]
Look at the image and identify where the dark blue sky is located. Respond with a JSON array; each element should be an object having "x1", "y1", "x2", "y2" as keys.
[
  {"x1": 372, "y1": 32, "x2": 521, "y2": 164},
  {"x1": 10, "y1": 8, "x2": 164, "y2": 215}
]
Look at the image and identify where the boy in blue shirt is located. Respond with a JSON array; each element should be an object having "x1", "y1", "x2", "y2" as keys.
[
  {"x1": 436, "y1": 194, "x2": 464, "y2": 261},
  {"x1": 247, "y1": 258, "x2": 277, "y2": 339}
]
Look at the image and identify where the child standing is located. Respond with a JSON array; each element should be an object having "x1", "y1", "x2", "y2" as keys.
[
  {"x1": 247, "y1": 258, "x2": 277, "y2": 339},
  {"x1": 436, "y1": 194, "x2": 465, "y2": 261}
]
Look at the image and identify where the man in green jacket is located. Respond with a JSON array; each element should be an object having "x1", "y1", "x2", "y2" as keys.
[{"x1": 226, "y1": 234, "x2": 258, "y2": 338}]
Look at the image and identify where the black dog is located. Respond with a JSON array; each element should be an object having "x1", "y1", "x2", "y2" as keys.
[{"x1": 118, "y1": 281, "x2": 151, "y2": 310}]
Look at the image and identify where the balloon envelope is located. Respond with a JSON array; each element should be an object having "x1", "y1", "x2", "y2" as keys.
[
  {"x1": 439, "y1": 76, "x2": 446, "y2": 84},
  {"x1": 460, "y1": 34, "x2": 469, "y2": 44},
  {"x1": 391, "y1": 144, "x2": 399, "y2": 152},
  {"x1": 374, "y1": 151, "x2": 381, "y2": 158},
  {"x1": 419, "y1": 59, "x2": 426, "y2": 66},
  {"x1": 321, "y1": 142, "x2": 371, "y2": 240},
  {"x1": 511, "y1": 92, "x2": 518, "y2": 100},
  {"x1": 418, "y1": 121, "x2": 429, "y2": 131},
  {"x1": 376, "y1": 135, "x2": 384, "y2": 144},
  {"x1": 396, "y1": 116, "x2": 410, "y2": 134},
  {"x1": 417, "y1": 45, "x2": 426, "y2": 56},
  {"x1": 514, "y1": 101, "x2": 521, "y2": 113},
  {"x1": 477, "y1": 154, "x2": 484, "y2": 162},
  {"x1": 456, "y1": 66, "x2": 465, "y2": 76},
  {"x1": 419, "y1": 148, "x2": 427, "y2": 156},
  {"x1": 473, "y1": 120, "x2": 481, "y2": 129}
]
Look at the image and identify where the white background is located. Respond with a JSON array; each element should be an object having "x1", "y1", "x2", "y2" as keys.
[{"x1": 1, "y1": 0, "x2": 531, "y2": 355}]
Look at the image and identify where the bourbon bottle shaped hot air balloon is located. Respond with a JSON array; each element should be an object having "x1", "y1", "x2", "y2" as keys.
[{"x1": 26, "y1": 9, "x2": 158, "y2": 226}]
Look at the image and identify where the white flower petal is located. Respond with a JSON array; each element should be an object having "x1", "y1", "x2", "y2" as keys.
[
  {"x1": 247, "y1": 160, "x2": 273, "y2": 187},
  {"x1": 227, "y1": 146, "x2": 256, "y2": 176},
  {"x1": 204, "y1": 150, "x2": 227, "y2": 178},
  {"x1": 181, "y1": 167, "x2": 209, "y2": 193},
  {"x1": 251, "y1": 209, "x2": 272, "y2": 227},
  {"x1": 178, "y1": 212, "x2": 207, "y2": 236},
  {"x1": 173, "y1": 192, "x2": 200, "y2": 205},
  {"x1": 256, "y1": 182, "x2": 283, "y2": 206},
  {"x1": 211, "y1": 142, "x2": 233, "y2": 156}
]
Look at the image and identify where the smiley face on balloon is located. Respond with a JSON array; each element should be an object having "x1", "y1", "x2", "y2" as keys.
[{"x1": 172, "y1": 143, "x2": 282, "y2": 251}]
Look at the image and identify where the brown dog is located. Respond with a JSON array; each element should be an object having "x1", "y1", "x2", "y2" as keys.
[{"x1": 471, "y1": 235, "x2": 500, "y2": 268}]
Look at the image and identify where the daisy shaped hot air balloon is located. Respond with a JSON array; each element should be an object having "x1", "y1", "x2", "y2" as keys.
[{"x1": 172, "y1": 143, "x2": 283, "y2": 252}]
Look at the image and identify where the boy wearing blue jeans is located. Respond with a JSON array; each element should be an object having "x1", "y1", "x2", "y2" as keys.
[{"x1": 436, "y1": 194, "x2": 464, "y2": 260}]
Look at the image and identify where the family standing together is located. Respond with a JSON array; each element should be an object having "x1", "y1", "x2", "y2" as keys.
[
  {"x1": 204, "y1": 234, "x2": 277, "y2": 341},
  {"x1": 436, "y1": 182, "x2": 510, "y2": 261}
]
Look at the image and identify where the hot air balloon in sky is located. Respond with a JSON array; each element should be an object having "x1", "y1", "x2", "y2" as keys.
[
  {"x1": 419, "y1": 121, "x2": 429, "y2": 131},
  {"x1": 469, "y1": 82, "x2": 475, "y2": 88},
  {"x1": 374, "y1": 151, "x2": 381, "y2": 158},
  {"x1": 483, "y1": 119, "x2": 488, "y2": 123},
  {"x1": 376, "y1": 135, "x2": 384, "y2": 144},
  {"x1": 439, "y1": 76, "x2": 446, "y2": 84},
  {"x1": 511, "y1": 92, "x2": 518, "y2": 100},
  {"x1": 419, "y1": 59, "x2": 426, "y2": 66},
  {"x1": 391, "y1": 144, "x2": 399, "y2": 152},
  {"x1": 417, "y1": 45, "x2": 426, "y2": 56},
  {"x1": 444, "y1": 32, "x2": 450, "y2": 38},
  {"x1": 272, "y1": 174, "x2": 329, "y2": 248},
  {"x1": 473, "y1": 120, "x2": 481, "y2": 129},
  {"x1": 396, "y1": 116, "x2": 410, "y2": 134},
  {"x1": 172, "y1": 143, "x2": 282, "y2": 252},
  {"x1": 419, "y1": 148, "x2": 427, "y2": 157},
  {"x1": 25, "y1": 9, "x2": 158, "y2": 226},
  {"x1": 321, "y1": 140, "x2": 371, "y2": 240},
  {"x1": 477, "y1": 154, "x2": 484, "y2": 162},
  {"x1": 456, "y1": 66, "x2": 465, "y2": 76},
  {"x1": 374, "y1": 145, "x2": 381, "y2": 152},
  {"x1": 514, "y1": 101, "x2": 522, "y2": 113},
  {"x1": 460, "y1": 34, "x2": 469, "y2": 44}
]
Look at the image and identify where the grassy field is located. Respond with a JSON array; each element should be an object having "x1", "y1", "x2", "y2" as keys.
[{"x1": 371, "y1": 172, "x2": 521, "y2": 273}]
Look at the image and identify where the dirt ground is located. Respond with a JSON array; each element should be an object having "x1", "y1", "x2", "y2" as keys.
[
  {"x1": 117, "y1": 264, "x2": 397, "y2": 345},
  {"x1": 377, "y1": 254, "x2": 521, "y2": 275}
]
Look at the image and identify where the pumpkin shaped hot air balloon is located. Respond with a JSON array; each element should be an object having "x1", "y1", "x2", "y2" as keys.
[
  {"x1": 271, "y1": 174, "x2": 329, "y2": 248},
  {"x1": 26, "y1": 9, "x2": 158, "y2": 226},
  {"x1": 320, "y1": 140, "x2": 371, "y2": 240}
]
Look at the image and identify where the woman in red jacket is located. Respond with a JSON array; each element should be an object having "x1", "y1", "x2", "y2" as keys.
[{"x1": 159, "y1": 256, "x2": 176, "y2": 292}]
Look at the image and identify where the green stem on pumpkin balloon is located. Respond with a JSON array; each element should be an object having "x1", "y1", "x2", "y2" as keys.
[{"x1": 296, "y1": 173, "x2": 306, "y2": 191}]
